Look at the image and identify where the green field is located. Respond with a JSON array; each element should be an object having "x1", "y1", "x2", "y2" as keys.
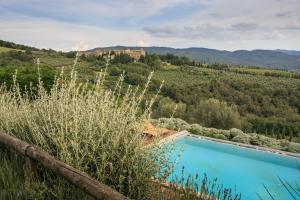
[{"x1": 0, "y1": 46, "x2": 22, "y2": 53}]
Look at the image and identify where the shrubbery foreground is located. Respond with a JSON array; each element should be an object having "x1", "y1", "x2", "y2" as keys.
[{"x1": 0, "y1": 57, "x2": 240, "y2": 200}]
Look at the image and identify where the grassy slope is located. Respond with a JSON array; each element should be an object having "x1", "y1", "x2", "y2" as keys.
[
  {"x1": 115, "y1": 62, "x2": 300, "y2": 139},
  {"x1": 144, "y1": 47, "x2": 300, "y2": 70},
  {"x1": 153, "y1": 66, "x2": 300, "y2": 120},
  {"x1": 1, "y1": 48, "x2": 300, "y2": 137},
  {"x1": 0, "y1": 46, "x2": 24, "y2": 53},
  {"x1": 31, "y1": 52, "x2": 300, "y2": 133},
  {"x1": 153, "y1": 67, "x2": 300, "y2": 89}
]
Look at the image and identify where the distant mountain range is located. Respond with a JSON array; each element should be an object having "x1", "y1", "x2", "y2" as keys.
[
  {"x1": 1, "y1": 38, "x2": 299, "y2": 70},
  {"x1": 275, "y1": 49, "x2": 300, "y2": 56},
  {"x1": 88, "y1": 46, "x2": 300, "y2": 70}
]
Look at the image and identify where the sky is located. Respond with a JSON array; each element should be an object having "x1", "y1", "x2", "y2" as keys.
[{"x1": 0, "y1": 0, "x2": 300, "y2": 51}]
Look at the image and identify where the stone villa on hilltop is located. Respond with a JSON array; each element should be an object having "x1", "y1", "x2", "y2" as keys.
[{"x1": 80, "y1": 48, "x2": 146, "y2": 61}]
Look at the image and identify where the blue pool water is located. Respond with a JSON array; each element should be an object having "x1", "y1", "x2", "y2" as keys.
[{"x1": 166, "y1": 135, "x2": 300, "y2": 200}]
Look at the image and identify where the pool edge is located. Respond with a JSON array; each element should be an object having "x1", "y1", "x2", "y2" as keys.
[{"x1": 162, "y1": 130, "x2": 300, "y2": 159}]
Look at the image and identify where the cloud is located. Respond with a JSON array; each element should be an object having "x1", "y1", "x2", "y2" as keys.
[
  {"x1": 138, "y1": 39, "x2": 149, "y2": 47},
  {"x1": 0, "y1": 0, "x2": 199, "y2": 25},
  {"x1": 276, "y1": 11, "x2": 291, "y2": 18},
  {"x1": 143, "y1": 26, "x2": 178, "y2": 38},
  {"x1": 279, "y1": 25, "x2": 300, "y2": 30},
  {"x1": 231, "y1": 23, "x2": 260, "y2": 31},
  {"x1": 182, "y1": 24, "x2": 228, "y2": 39},
  {"x1": 143, "y1": 0, "x2": 300, "y2": 48},
  {"x1": 144, "y1": 24, "x2": 230, "y2": 40},
  {"x1": 144, "y1": 23, "x2": 263, "y2": 40},
  {"x1": 0, "y1": 0, "x2": 300, "y2": 50},
  {"x1": 72, "y1": 41, "x2": 91, "y2": 51},
  {"x1": 263, "y1": 30, "x2": 285, "y2": 40},
  {"x1": 0, "y1": 18, "x2": 148, "y2": 51}
]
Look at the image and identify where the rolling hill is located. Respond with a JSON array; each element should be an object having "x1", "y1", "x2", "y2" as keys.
[
  {"x1": 1, "y1": 38, "x2": 299, "y2": 70},
  {"x1": 276, "y1": 49, "x2": 300, "y2": 56},
  {"x1": 89, "y1": 46, "x2": 300, "y2": 70}
]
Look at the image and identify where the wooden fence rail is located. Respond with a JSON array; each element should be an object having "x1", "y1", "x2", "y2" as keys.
[{"x1": 0, "y1": 132, "x2": 127, "y2": 200}]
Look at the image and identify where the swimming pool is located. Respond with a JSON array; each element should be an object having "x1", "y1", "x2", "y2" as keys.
[{"x1": 166, "y1": 135, "x2": 300, "y2": 200}]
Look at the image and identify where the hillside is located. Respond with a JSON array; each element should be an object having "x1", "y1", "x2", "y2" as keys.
[
  {"x1": 0, "y1": 39, "x2": 38, "y2": 51},
  {"x1": 0, "y1": 46, "x2": 17, "y2": 53},
  {"x1": 276, "y1": 49, "x2": 300, "y2": 56},
  {"x1": 89, "y1": 46, "x2": 300, "y2": 70},
  {"x1": 1, "y1": 40, "x2": 300, "y2": 140}
]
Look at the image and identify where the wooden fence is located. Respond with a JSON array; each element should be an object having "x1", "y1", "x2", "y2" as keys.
[{"x1": 0, "y1": 132, "x2": 127, "y2": 200}]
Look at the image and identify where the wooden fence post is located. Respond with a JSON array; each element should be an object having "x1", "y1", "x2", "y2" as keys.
[
  {"x1": 23, "y1": 157, "x2": 37, "y2": 181},
  {"x1": 0, "y1": 133, "x2": 127, "y2": 200}
]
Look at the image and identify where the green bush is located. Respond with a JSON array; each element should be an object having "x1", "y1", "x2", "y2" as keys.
[
  {"x1": 192, "y1": 98, "x2": 242, "y2": 130},
  {"x1": 112, "y1": 53, "x2": 133, "y2": 64},
  {"x1": 0, "y1": 51, "x2": 34, "y2": 66},
  {"x1": 0, "y1": 63, "x2": 241, "y2": 200},
  {"x1": 0, "y1": 66, "x2": 55, "y2": 92},
  {"x1": 212, "y1": 133, "x2": 227, "y2": 140},
  {"x1": 188, "y1": 124, "x2": 205, "y2": 135},
  {"x1": 287, "y1": 142, "x2": 300, "y2": 153},
  {"x1": 231, "y1": 134, "x2": 250, "y2": 144},
  {"x1": 229, "y1": 128, "x2": 244, "y2": 139},
  {"x1": 152, "y1": 97, "x2": 187, "y2": 119},
  {"x1": 153, "y1": 118, "x2": 190, "y2": 131},
  {"x1": 109, "y1": 66, "x2": 122, "y2": 76},
  {"x1": 0, "y1": 67, "x2": 171, "y2": 199}
]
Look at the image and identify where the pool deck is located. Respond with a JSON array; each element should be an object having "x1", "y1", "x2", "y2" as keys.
[{"x1": 162, "y1": 130, "x2": 300, "y2": 159}]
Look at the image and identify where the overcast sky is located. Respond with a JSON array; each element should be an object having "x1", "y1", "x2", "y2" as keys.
[{"x1": 0, "y1": 0, "x2": 299, "y2": 51}]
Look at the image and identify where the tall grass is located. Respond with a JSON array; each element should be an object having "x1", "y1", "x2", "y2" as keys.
[
  {"x1": 0, "y1": 55, "x2": 172, "y2": 199},
  {"x1": 0, "y1": 56, "x2": 241, "y2": 199},
  {"x1": 0, "y1": 149, "x2": 43, "y2": 200},
  {"x1": 0, "y1": 147, "x2": 93, "y2": 200}
]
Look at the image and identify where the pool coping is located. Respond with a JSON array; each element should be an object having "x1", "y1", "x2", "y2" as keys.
[{"x1": 162, "y1": 130, "x2": 300, "y2": 159}]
